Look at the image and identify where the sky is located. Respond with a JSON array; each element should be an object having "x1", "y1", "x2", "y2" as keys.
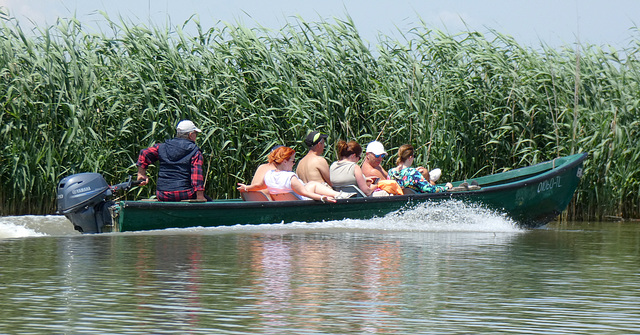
[{"x1": 1, "y1": 0, "x2": 640, "y2": 50}]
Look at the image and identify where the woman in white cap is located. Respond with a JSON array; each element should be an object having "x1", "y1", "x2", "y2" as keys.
[{"x1": 136, "y1": 120, "x2": 207, "y2": 201}]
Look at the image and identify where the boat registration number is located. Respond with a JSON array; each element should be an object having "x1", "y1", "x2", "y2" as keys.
[{"x1": 537, "y1": 176, "x2": 562, "y2": 193}]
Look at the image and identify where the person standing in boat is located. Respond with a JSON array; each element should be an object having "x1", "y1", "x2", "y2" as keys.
[
  {"x1": 361, "y1": 141, "x2": 390, "y2": 181},
  {"x1": 388, "y1": 144, "x2": 452, "y2": 193},
  {"x1": 295, "y1": 131, "x2": 333, "y2": 186},
  {"x1": 238, "y1": 146, "x2": 355, "y2": 202},
  {"x1": 136, "y1": 120, "x2": 207, "y2": 202},
  {"x1": 330, "y1": 140, "x2": 378, "y2": 196}
]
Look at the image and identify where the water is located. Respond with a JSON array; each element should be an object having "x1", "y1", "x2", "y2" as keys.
[{"x1": 1, "y1": 201, "x2": 639, "y2": 334}]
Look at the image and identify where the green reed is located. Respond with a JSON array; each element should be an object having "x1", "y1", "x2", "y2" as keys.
[{"x1": 0, "y1": 14, "x2": 638, "y2": 220}]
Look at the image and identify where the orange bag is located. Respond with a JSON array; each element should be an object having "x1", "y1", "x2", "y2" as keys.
[{"x1": 377, "y1": 180, "x2": 404, "y2": 195}]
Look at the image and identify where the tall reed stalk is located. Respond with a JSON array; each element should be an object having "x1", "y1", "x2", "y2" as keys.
[{"x1": 0, "y1": 14, "x2": 638, "y2": 220}]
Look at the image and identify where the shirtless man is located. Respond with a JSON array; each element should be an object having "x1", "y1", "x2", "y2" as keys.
[
  {"x1": 295, "y1": 131, "x2": 332, "y2": 186},
  {"x1": 361, "y1": 141, "x2": 389, "y2": 180}
]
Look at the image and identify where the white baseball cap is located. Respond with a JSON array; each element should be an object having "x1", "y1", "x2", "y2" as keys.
[
  {"x1": 176, "y1": 120, "x2": 202, "y2": 133},
  {"x1": 365, "y1": 141, "x2": 387, "y2": 156}
]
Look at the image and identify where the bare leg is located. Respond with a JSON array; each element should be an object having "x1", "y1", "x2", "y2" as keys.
[{"x1": 304, "y1": 181, "x2": 339, "y2": 197}]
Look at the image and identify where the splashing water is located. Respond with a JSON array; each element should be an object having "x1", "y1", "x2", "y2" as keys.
[
  {"x1": 383, "y1": 199, "x2": 521, "y2": 232},
  {"x1": 2, "y1": 200, "x2": 521, "y2": 238},
  {"x1": 0, "y1": 220, "x2": 45, "y2": 238},
  {"x1": 187, "y1": 199, "x2": 523, "y2": 234},
  {"x1": 0, "y1": 215, "x2": 77, "y2": 239}
]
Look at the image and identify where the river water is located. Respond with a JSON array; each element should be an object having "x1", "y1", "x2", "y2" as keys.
[{"x1": 1, "y1": 201, "x2": 639, "y2": 334}]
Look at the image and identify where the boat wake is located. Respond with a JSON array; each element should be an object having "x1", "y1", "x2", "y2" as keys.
[
  {"x1": 0, "y1": 215, "x2": 78, "y2": 239},
  {"x1": 301, "y1": 199, "x2": 518, "y2": 232},
  {"x1": 193, "y1": 199, "x2": 523, "y2": 234},
  {"x1": 1, "y1": 200, "x2": 522, "y2": 238},
  {"x1": 383, "y1": 199, "x2": 521, "y2": 232}
]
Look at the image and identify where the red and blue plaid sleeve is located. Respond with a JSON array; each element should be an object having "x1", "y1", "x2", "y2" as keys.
[
  {"x1": 191, "y1": 150, "x2": 205, "y2": 191},
  {"x1": 137, "y1": 144, "x2": 160, "y2": 169}
]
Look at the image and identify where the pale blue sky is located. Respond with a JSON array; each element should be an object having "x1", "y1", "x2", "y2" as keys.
[{"x1": 2, "y1": 0, "x2": 639, "y2": 49}]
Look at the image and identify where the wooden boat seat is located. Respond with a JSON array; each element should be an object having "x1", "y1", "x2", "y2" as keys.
[
  {"x1": 271, "y1": 192, "x2": 302, "y2": 201},
  {"x1": 240, "y1": 191, "x2": 272, "y2": 201},
  {"x1": 333, "y1": 185, "x2": 367, "y2": 198}
]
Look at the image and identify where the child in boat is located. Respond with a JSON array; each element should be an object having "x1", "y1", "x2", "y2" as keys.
[
  {"x1": 238, "y1": 146, "x2": 355, "y2": 202},
  {"x1": 388, "y1": 144, "x2": 452, "y2": 193}
]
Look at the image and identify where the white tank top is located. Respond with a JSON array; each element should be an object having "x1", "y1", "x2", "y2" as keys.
[
  {"x1": 264, "y1": 170, "x2": 310, "y2": 200},
  {"x1": 264, "y1": 170, "x2": 296, "y2": 194}
]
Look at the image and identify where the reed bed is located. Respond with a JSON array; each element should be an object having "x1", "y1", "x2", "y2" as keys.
[{"x1": 0, "y1": 15, "x2": 638, "y2": 220}]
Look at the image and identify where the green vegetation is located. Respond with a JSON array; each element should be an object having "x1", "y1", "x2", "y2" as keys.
[{"x1": 1, "y1": 15, "x2": 638, "y2": 220}]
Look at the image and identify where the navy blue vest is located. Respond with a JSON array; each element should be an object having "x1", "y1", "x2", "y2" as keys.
[{"x1": 156, "y1": 138, "x2": 200, "y2": 192}]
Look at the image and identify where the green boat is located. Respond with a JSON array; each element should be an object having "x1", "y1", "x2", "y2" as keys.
[{"x1": 57, "y1": 153, "x2": 587, "y2": 233}]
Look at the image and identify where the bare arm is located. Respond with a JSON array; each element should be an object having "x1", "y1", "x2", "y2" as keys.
[
  {"x1": 316, "y1": 157, "x2": 332, "y2": 186},
  {"x1": 354, "y1": 165, "x2": 376, "y2": 196},
  {"x1": 237, "y1": 176, "x2": 266, "y2": 192},
  {"x1": 249, "y1": 164, "x2": 272, "y2": 190}
]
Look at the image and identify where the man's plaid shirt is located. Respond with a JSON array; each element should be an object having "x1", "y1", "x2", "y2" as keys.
[{"x1": 137, "y1": 144, "x2": 204, "y2": 201}]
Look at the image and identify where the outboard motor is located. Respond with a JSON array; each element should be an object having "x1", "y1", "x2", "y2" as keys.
[
  {"x1": 57, "y1": 173, "x2": 114, "y2": 233},
  {"x1": 57, "y1": 173, "x2": 138, "y2": 233}
]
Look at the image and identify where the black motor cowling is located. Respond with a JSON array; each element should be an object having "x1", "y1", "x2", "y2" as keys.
[{"x1": 57, "y1": 173, "x2": 115, "y2": 233}]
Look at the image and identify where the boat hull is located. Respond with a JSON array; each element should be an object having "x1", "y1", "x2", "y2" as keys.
[{"x1": 108, "y1": 153, "x2": 587, "y2": 232}]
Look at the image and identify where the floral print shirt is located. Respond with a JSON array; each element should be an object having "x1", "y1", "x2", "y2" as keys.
[{"x1": 388, "y1": 166, "x2": 448, "y2": 193}]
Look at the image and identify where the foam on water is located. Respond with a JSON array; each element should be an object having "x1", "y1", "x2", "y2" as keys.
[
  {"x1": 2, "y1": 200, "x2": 522, "y2": 238},
  {"x1": 178, "y1": 199, "x2": 523, "y2": 235},
  {"x1": 0, "y1": 221, "x2": 44, "y2": 238},
  {"x1": 383, "y1": 199, "x2": 521, "y2": 232},
  {"x1": 0, "y1": 215, "x2": 78, "y2": 239}
]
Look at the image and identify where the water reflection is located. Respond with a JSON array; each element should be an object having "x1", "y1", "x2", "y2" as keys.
[
  {"x1": 127, "y1": 235, "x2": 206, "y2": 330},
  {"x1": 2, "y1": 216, "x2": 640, "y2": 333},
  {"x1": 237, "y1": 233, "x2": 407, "y2": 334},
  {"x1": 249, "y1": 235, "x2": 293, "y2": 330}
]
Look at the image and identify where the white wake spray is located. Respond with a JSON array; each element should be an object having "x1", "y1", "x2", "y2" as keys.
[{"x1": 0, "y1": 215, "x2": 77, "y2": 238}]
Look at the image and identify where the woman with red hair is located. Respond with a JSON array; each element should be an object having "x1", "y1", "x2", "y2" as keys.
[{"x1": 238, "y1": 146, "x2": 354, "y2": 202}]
